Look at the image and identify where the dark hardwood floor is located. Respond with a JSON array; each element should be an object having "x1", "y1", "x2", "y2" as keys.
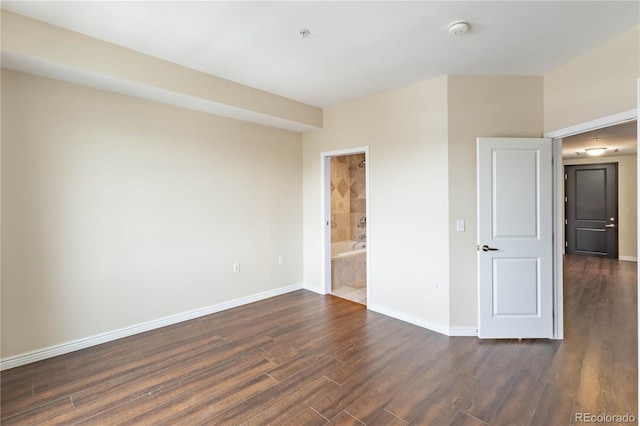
[{"x1": 1, "y1": 255, "x2": 637, "y2": 425}]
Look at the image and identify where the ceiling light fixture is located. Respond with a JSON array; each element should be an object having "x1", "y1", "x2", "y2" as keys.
[
  {"x1": 585, "y1": 147, "x2": 607, "y2": 156},
  {"x1": 448, "y1": 21, "x2": 470, "y2": 36},
  {"x1": 299, "y1": 29, "x2": 310, "y2": 38}
]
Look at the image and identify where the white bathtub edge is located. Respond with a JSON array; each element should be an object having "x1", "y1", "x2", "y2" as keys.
[{"x1": 331, "y1": 248, "x2": 367, "y2": 260}]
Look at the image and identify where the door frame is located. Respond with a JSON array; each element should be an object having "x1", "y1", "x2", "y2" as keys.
[
  {"x1": 544, "y1": 107, "x2": 638, "y2": 340},
  {"x1": 320, "y1": 146, "x2": 370, "y2": 300}
]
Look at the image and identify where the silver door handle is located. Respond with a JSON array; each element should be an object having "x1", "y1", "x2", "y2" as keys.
[
  {"x1": 482, "y1": 245, "x2": 498, "y2": 252},
  {"x1": 605, "y1": 224, "x2": 616, "y2": 228}
]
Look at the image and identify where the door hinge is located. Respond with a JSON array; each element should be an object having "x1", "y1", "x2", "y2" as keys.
[
  {"x1": 565, "y1": 196, "x2": 568, "y2": 203},
  {"x1": 564, "y1": 173, "x2": 568, "y2": 180},
  {"x1": 565, "y1": 219, "x2": 567, "y2": 225},
  {"x1": 565, "y1": 241, "x2": 568, "y2": 248}
]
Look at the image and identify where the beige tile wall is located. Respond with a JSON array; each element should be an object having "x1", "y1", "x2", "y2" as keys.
[
  {"x1": 349, "y1": 154, "x2": 367, "y2": 242},
  {"x1": 331, "y1": 156, "x2": 351, "y2": 242},
  {"x1": 331, "y1": 154, "x2": 366, "y2": 243}
]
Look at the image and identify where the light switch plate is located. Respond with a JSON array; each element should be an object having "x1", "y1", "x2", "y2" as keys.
[{"x1": 456, "y1": 219, "x2": 465, "y2": 232}]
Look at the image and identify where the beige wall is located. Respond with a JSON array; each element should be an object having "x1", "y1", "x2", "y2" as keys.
[
  {"x1": 564, "y1": 155, "x2": 638, "y2": 260},
  {"x1": 1, "y1": 71, "x2": 303, "y2": 359},
  {"x1": 303, "y1": 76, "x2": 451, "y2": 330},
  {"x1": 544, "y1": 26, "x2": 639, "y2": 132},
  {"x1": 447, "y1": 75, "x2": 545, "y2": 329}
]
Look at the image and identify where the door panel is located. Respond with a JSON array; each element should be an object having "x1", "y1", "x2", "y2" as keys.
[
  {"x1": 493, "y1": 150, "x2": 539, "y2": 238},
  {"x1": 493, "y1": 258, "x2": 539, "y2": 316},
  {"x1": 565, "y1": 163, "x2": 618, "y2": 259},
  {"x1": 478, "y1": 137, "x2": 553, "y2": 339}
]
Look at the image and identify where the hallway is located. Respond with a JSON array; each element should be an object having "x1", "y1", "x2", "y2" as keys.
[{"x1": 554, "y1": 254, "x2": 637, "y2": 421}]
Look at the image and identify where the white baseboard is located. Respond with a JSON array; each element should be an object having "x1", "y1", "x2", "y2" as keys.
[
  {"x1": 368, "y1": 303, "x2": 478, "y2": 337},
  {"x1": 1, "y1": 283, "x2": 304, "y2": 371},
  {"x1": 448, "y1": 327, "x2": 478, "y2": 337},
  {"x1": 619, "y1": 256, "x2": 638, "y2": 262},
  {"x1": 367, "y1": 302, "x2": 450, "y2": 336},
  {"x1": 302, "y1": 283, "x2": 326, "y2": 295}
]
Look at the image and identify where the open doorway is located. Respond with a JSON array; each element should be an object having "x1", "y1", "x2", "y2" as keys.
[
  {"x1": 321, "y1": 147, "x2": 369, "y2": 305},
  {"x1": 545, "y1": 110, "x2": 637, "y2": 339}
]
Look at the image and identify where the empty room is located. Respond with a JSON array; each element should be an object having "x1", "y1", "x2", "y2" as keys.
[{"x1": 1, "y1": 1, "x2": 638, "y2": 424}]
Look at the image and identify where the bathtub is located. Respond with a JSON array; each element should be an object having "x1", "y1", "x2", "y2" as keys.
[
  {"x1": 331, "y1": 240, "x2": 366, "y2": 290},
  {"x1": 331, "y1": 240, "x2": 366, "y2": 259}
]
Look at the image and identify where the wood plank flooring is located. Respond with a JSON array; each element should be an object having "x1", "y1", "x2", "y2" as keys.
[{"x1": 1, "y1": 255, "x2": 637, "y2": 425}]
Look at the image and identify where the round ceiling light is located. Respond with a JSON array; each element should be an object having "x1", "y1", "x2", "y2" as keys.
[
  {"x1": 448, "y1": 21, "x2": 470, "y2": 36},
  {"x1": 585, "y1": 147, "x2": 607, "y2": 156}
]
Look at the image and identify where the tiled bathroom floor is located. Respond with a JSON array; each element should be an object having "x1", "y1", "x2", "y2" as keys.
[{"x1": 331, "y1": 286, "x2": 366, "y2": 305}]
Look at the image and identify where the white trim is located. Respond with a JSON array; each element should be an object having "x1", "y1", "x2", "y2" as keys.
[
  {"x1": 0, "y1": 283, "x2": 304, "y2": 371},
  {"x1": 302, "y1": 283, "x2": 326, "y2": 295},
  {"x1": 320, "y1": 147, "x2": 370, "y2": 305},
  {"x1": 321, "y1": 147, "x2": 370, "y2": 158},
  {"x1": 369, "y1": 302, "x2": 476, "y2": 336},
  {"x1": 321, "y1": 154, "x2": 331, "y2": 295},
  {"x1": 619, "y1": 256, "x2": 638, "y2": 262},
  {"x1": 637, "y1": 79, "x2": 639, "y2": 414},
  {"x1": 368, "y1": 303, "x2": 450, "y2": 336},
  {"x1": 553, "y1": 138, "x2": 564, "y2": 340},
  {"x1": 544, "y1": 109, "x2": 637, "y2": 139},
  {"x1": 448, "y1": 327, "x2": 478, "y2": 337}
]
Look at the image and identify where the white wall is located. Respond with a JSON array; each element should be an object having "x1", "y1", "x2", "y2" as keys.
[
  {"x1": 1, "y1": 71, "x2": 303, "y2": 359},
  {"x1": 564, "y1": 155, "x2": 638, "y2": 261},
  {"x1": 303, "y1": 76, "x2": 451, "y2": 332}
]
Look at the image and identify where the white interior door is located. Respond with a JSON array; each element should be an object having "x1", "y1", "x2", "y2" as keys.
[{"x1": 477, "y1": 137, "x2": 553, "y2": 338}]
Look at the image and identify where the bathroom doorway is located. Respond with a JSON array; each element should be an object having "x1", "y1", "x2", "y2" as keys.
[{"x1": 321, "y1": 147, "x2": 369, "y2": 305}]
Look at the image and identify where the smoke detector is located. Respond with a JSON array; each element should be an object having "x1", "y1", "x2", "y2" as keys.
[{"x1": 449, "y1": 21, "x2": 470, "y2": 36}]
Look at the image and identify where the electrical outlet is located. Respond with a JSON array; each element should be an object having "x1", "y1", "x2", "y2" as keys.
[
  {"x1": 278, "y1": 255, "x2": 285, "y2": 265},
  {"x1": 233, "y1": 262, "x2": 240, "y2": 273},
  {"x1": 434, "y1": 280, "x2": 441, "y2": 292}
]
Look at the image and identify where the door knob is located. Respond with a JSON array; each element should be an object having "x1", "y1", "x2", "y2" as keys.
[{"x1": 482, "y1": 245, "x2": 498, "y2": 252}]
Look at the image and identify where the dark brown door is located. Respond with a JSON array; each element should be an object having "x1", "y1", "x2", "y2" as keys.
[{"x1": 565, "y1": 163, "x2": 618, "y2": 259}]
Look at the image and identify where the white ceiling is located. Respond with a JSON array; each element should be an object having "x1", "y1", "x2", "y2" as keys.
[{"x1": 2, "y1": 1, "x2": 638, "y2": 107}]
